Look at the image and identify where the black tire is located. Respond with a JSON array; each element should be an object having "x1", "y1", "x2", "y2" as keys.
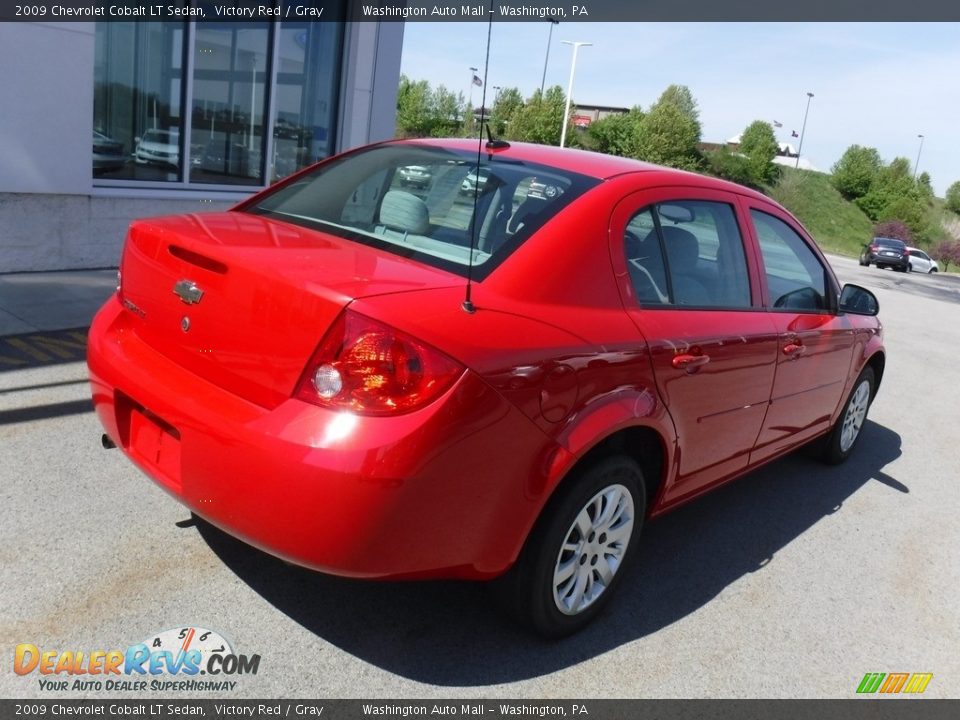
[
  {"x1": 930, "y1": 268, "x2": 938, "y2": 274},
  {"x1": 496, "y1": 456, "x2": 646, "y2": 638},
  {"x1": 821, "y1": 366, "x2": 875, "y2": 465}
]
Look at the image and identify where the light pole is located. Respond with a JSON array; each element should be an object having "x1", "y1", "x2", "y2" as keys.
[
  {"x1": 540, "y1": 19, "x2": 559, "y2": 95},
  {"x1": 467, "y1": 66, "x2": 479, "y2": 108},
  {"x1": 795, "y1": 91, "x2": 814, "y2": 169},
  {"x1": 559, "y1": 40, "x2": 591, "y2": 148},
  {"x1": 914, "y1": 134, "x2": 925, "y2": 179}
]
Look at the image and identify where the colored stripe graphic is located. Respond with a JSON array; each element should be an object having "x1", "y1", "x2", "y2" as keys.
[
  {"x1": 857, "y1": 672, "x2": 933, "y2": 694},
  {"x1": 857, "y1": 673, "x2": 885, "y2": 693},
  {"x1": 903, "y1": 673, "x2": 933, "y2": 694},
  {"x1": 880, "y1": 673, "x2": 909, "y2": 693}
]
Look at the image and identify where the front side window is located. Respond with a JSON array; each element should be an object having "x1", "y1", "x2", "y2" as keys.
[
  {"x1": 751, "y1": 210, "x2": 830, "y2": 312},
  {"x1": 247, "y1": 144, "x2": 599, "y2": 279},
  {"x1": 623, "y1": 200, "x2": 752, "y2": 309}
]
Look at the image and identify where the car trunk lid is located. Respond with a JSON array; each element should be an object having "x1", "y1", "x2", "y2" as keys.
[{"x1": 119, "y1": 211, "x2": 459, "y2": 408}]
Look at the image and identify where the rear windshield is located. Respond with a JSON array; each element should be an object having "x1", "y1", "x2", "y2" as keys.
[
  {"x1": 244, "y1": 144, "x2": 599, "y2": 279},
  {"x1": 874, "y1": 237, "x2": 906, "y2": 248}
]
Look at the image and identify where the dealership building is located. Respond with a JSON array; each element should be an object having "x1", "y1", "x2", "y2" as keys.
[{"x1": 0, "y1": 11, "x2": 404, "y2": 272}]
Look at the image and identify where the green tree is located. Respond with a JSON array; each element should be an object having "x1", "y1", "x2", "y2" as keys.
[
  {"x1": 917, "y1": 171, "x2": 935, "y2": 204},
  {"x1": 632, "y1": 100, "x2": 702, "y2": 170},
  {"x1": 831, "y1": 145, "x2": 882, "y2": 199},
  {"x1": 945, "y1": 181, "x2": 960, "y2": 215},
  {"x1": 460, "y1": 103, "x2": 477, "y2": 138},
  {"x1": 583, "y1": 107, "x2": 644, "y2": 157},
  {"x1": 739, "y1": 120, "x2": 780, "y2": 185},
  {"x1": 489, "y1": 87, "x2": 523, "y2": 137},
  {"x1": 854, "y1": 158, "x2": 931, "y2": 242},
  {"x1": 395, "y1": 75, "x2": 432, "y2": 137},
  {"x1": 657, "y1": 84, "x2": 700, "y2": 126},
  {"x1": 507, "y1": 86, "x2": 568, "y2": 145},
  {"x1": 429, "y1": 85, "x2": 463, "y2": 137},
  {"x1": 705, "y1": 146, "x2": 754, "y2": 186}
]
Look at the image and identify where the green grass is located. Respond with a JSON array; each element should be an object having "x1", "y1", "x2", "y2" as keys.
[
  {"x1": 767, "y1": 167, "x2": 957, "y2": 259},
  {"x1": 766, "y1": 168, "x2": 873, "y2": 258}
]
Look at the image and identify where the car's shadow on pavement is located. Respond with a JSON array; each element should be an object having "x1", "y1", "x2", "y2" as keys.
[{"x1": 196, "y1": 420, "x2": 904, "y2": 685}]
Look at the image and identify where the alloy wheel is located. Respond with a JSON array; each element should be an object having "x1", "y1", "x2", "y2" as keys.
[
  {"x1": 840, "y1": 379, "x2": 871, "y2": 452},
  {"x1": 552, "y1": 484, "x2": 635, "y2": 615}
]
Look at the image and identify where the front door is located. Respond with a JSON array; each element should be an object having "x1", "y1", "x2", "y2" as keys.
[
  {"x1": 610, "y1": 189, "x2": 779, "y2": 505},
  {"x1": 743, "y1": 205, "x2": 858, "y2": 463}
]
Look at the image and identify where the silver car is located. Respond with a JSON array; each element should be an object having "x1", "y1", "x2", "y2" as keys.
[
  {"x1": 905, "y1": 247, "x2": 939, "y2": 274},
  {"x1": 134, "y1": 129, "x2": 180, "y2": 168}
]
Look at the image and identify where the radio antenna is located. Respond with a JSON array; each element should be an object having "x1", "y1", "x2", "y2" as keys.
[{"x1": 462, "y1": 1, "x2": 495, "y2": 314}]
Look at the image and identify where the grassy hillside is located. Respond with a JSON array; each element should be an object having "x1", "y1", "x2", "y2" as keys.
[{"x1": 767, "y1": 168, "x2": 873, "y2": 257}]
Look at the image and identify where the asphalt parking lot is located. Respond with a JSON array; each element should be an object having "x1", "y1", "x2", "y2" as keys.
[{"x1": 1, "y1": 255, "x2": 958, "y2": 699}]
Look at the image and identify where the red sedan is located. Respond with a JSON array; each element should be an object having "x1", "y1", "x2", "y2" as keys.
[{"x1": 88, "y1": 139, "x2": 884, "y2": 636}]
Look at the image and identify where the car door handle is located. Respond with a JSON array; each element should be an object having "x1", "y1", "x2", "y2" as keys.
[
  {"x1": 783, "y1": 343, "x2": 805, "y2": 357},
  {"x1": 672, "y1": 353, "x2": 711, "y2": 371}
]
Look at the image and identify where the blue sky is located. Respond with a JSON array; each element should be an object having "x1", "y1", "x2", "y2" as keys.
[{"x1": 400, "y1": 22, "x2": 960, "y2": 195}]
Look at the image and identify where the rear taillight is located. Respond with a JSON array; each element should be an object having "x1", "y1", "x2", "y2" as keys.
[
  {"x1": 295, "y1": 310, "x2": 465, "y2": 416},
  {"x1": 869, "y1": 244, "x2": 879, "y2": 252}
]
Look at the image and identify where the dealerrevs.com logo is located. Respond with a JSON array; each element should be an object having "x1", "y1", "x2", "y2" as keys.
[{"x1": 14, "y1": 626, "x2": 260, "y2": 692}]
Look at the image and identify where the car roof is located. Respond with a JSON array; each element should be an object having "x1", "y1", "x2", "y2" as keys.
[{"x1": 388, "y1": 137, "x2": 772, "y2": 201}]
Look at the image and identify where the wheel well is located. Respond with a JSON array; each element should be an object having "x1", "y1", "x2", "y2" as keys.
[
  {"x1": 866, "y1": 352, "x2": 885, "y2": 399},
  {"x1": 568, "y1": 427, "x2": 666, "y2": 508}
]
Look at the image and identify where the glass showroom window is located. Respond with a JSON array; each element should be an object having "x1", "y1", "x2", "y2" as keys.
[
  {"x1": 93, "y1": 21, "x2": 186, "y2": 181},
  {"x1": 190, "y1": 23, "x2": 270, "y2": 186},
  {"x1": 272, "y1": 21, "x2": 342, "y2": 182},
  {"x1": 93, "y1": 13, "x2": 343, "y2": 189}
]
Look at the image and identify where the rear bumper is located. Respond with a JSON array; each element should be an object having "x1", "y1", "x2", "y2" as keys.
[
  {"x1": 869, "y1": 253, "x2": 908, "y2": 268},
  {"x1": 87, "y1": 296, "x2": 556, "y2": 579}
]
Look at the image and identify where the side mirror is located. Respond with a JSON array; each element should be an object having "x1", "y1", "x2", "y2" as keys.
[{"x1": 839, "y1": 284, "x2": 879, "y2": 316}]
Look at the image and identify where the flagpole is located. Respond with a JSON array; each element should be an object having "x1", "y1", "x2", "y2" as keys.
[
  {"x1": 795, "y1": 92, "x2": 814, "y2": 169},
  {"x1": 468, "y1": 66, "x2": 479, "y2": 108}
]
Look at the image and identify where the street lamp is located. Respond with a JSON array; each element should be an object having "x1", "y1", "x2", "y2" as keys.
[
  {"x1": 559, "y1": 40, "x2": 591, "y2": 148},
  {"x1": 795, "y1": 91, "x2": 814, "y2": 169},
  {"x1": 540, "y1": 18, "x2": 560, "y2": 95},
  {"x1": 914, "y1": 134, "x2": 925, "y2": 179}
]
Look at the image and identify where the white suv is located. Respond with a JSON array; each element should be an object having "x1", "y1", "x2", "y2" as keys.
[{"x1": 905, "y1": 247, "x2": 939, "y2": 274}]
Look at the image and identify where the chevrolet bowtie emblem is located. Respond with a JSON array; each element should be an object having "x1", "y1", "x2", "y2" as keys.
[{"x1": 173, "y1": 279, "x2": 204, "y2": 305}]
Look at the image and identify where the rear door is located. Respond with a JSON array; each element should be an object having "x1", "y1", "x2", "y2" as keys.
[
  {"x1": 610, "y1": 187, "x2": 779, "y2": 505},
  {"x1": 741, "y1": 203, "x2": 858, "y2": 463},
  {"x1": 910, "y1": 250, "x2": 931, "y2": 273}
]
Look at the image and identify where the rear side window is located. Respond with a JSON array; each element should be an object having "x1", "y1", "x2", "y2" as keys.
[
  {"x1": 751, "y1": 210, "x2": 830, "y2": 312},
  {"x1": 246, "y1": 144, "x2": 598, "y2": 280},
  {"x1": 623, "y1": 200, "x2": 752, "y2": 309}
]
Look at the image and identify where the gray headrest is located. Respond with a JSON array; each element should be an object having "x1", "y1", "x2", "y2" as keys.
[
  {"x1": 661, "y1": 226, "x2": 700, "y2": 272},
  {"x1": 379, "y1": 191, "x2": 429, "y2": 234}
]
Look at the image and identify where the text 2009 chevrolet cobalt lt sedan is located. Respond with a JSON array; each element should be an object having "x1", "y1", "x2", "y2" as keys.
[{"x1": 88, "y1": 139, "x2": 884, "y2": 636}]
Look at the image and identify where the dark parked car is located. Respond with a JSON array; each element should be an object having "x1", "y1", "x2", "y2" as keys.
[
  {"x1": 93, "y1": 131, "x2": 125, "y2": 175},
  {"x1": 859, "y1": 237, "x2": 909, "y2": 271},
  {"x1": 397, "y1": 165, "x2": 432, "y2": 188}
]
